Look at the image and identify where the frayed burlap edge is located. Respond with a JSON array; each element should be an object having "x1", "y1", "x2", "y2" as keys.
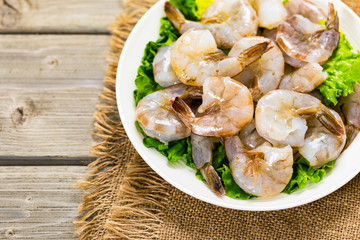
[{"x1": 73, "y1": 0, "x2": 170, "y2": 239}]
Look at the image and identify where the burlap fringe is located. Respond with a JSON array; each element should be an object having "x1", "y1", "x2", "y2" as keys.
[{"x1": 74, "y1": 0, "x2": 168, "y2": 239}]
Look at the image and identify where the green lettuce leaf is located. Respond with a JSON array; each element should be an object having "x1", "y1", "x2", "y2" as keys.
[
  {"x1": 170, "y1": 0, "x2": 199, "y2": 21},
  {"x1": 282, "y1": 158, "x2": 335, "y2": 194},
  {"x1": 133, "y1": 18, "x2": 179, "y2": 105},
  {"x1": 218, "y1": 165, "x2": 255, "y2": 200},
  {"x1": 212, "y1": 143, "x2": 226, "y2": 169},
  {"x1": 136, "y1": 121, "x2": 195, "y2": 168},
  {"x1": 318, "y1": 33, "x2": 360, "y2": 105}
]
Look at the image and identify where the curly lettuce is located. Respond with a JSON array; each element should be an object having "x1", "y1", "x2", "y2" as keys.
[
  {"x1": 282, "y1": 158, "x2": 335, "y2": 194},
  {"x1": 169, "y1": 0, "x2": 213, "y2": 21},
  {"x1": 135, "y1": 121, "x2": 195, "y2": 168},
  {"x1": 318, "y1": 33, "x2": 360, "y2": 106},
  {"x1": 133, "y1": 18, "x2": 179, "y2": 105}
]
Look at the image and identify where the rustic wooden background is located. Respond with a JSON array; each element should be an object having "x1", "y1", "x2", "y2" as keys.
[
  {"x1": 0, "y1": 0, "x2": 123, "y2": 239},
  {"x1": 0, "y1": 0, "x2": 359, "y2": 239}
]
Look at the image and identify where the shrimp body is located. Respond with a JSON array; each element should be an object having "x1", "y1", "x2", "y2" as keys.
[
  {"x1": 255, "y1": 89, "x2": 345, "y2": 147},
  {"x1": 285, "y1": 0, "x2": 326, "y2": 23},
  {"x1": 299, "y1": 109, "x2": 346, "y2": 168},
  {"x1": 191, "y1": 134, "x2": 225, "y2": 196},
  {"x1": 153, "y1": 42, "x2": 181, "y2": 87},
  {"x1": 171, "y1": 29, "x2": 270, "y2": 86},
  {"x1": 252, "y1": 0, "x2": 287, "y2": 29},
  {"x1": 239, "y1": 119, "x2": 266, "y2": 149},
  {"x1": 277, "y1": 3, "x2": 340, "y2": 63},
  {"x1": 341, "y1": 84, "x2": 360, "y2": 129},
  {"x1": 164, "y1": 0, "x2": 258, "y2": 49},
  {"x1": 224, "y1": 135, "x2": 293, "y2": 197},
  {"x1": 229, "y1": 36, "x2": 284, "y2": 101},
  {"x1": 279, "y1": 62, "x2": 327, "y2": 93},
  {"x1": 136, "y1": 84, "x2": 201, "y2": 143},
  {"x1": 262, "y1": 28, "x2": 307, "y2": 68},
  {"x1": 340, "y1": 83, "x2": 360, "y2": 146},
  {"x1": 172, "y1": 77, "x2": 253, "y2": 137}
]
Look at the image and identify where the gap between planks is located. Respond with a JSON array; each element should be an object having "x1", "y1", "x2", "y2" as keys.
[{"x1": 0, "y1": 166, "x2": 88, "y2": 240}]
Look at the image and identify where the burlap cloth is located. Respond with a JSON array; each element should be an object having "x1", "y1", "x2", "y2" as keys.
[{"x1": 74, "y1": 0, "x2": 360, "y2": 239}]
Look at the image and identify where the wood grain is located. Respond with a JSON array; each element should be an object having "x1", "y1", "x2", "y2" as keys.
[
  {"x1": 0, "y1": 0, "x2": 124, "y2": 33},
  {"x1": 0, "y1": 35, "x2": 109, "y2": 157},
  {"x1": 0, "y1": 166, "x2": 88, "y2": 239}
]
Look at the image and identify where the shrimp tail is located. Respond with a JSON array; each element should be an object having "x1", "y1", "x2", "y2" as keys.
[
  {"x1": 172, "y1": 96, "x2": 195, "y2": 128},
  {"x1": 237, "y1": 41, "x2": 272, "y2": 69},
  {"x1": 344, "y1": 125, "x2": 359, "y2": 150},
  {"x1": 164, "y1": 1, "x2": 186, "y2": 31},
  {"x1": 294, "y1": 105, "x2": 345, "y2": 136},
  {"x1": 326, "y1": 3, "x2": 339, "y2": 31},
  {"x1": 316, "y1": 105, "x2": 346, "y2": 136},
  {"x1": 200, "y1": 164, "x2": 226, "y2": 196}
]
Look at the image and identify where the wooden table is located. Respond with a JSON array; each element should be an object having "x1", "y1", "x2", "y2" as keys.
[
  {"x1": 1, "y1": 0, "x2": 360, "y2": 239},
  {"x1": 0, "y1": 1, "x2": 123, "y2": 238}
]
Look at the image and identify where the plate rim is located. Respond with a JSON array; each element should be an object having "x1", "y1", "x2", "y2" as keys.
[{"x1": 116, "y1": 0, "x2": 360, "y2": 211}]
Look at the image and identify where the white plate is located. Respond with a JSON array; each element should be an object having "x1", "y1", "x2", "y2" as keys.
[{"x1": 116, "y1": 0, "x2": 360, "y2": 211}]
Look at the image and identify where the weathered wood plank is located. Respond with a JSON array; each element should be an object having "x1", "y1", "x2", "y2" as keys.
[
  {"x1": 0, "y1": 0, "x2": 124, "y2": 33},
  {"x1": 0, "y1": 166, "x2": 87, "y2": 239},
  {"x1": 0, "y1": 35, "x2": 108, "y2": 157}
]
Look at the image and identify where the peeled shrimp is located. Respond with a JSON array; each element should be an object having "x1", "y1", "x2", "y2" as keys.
[
  {"x1": 164, "y1": 0, "x2": 258, "y2": 49},
  {"x1": 251, "y1": 0, "x2": 287, "y2": 29},
  {"x1": 277, "y1": 3, "x2": 340, "y2": 63},
  {"x1": 136, "y1": 84, "x2": 201, "y2": 143},
  {"x1": 279, "y1": 62, "x2": 327, "y2": 93},
  {"x1": 191, "y1": 134, "x2": 225, "y2": 196},
  {"x1": 299, "y1": 109, "x2": 346, "y2": 168},
  {"x1": 171, "y1": 29, "x2": 270, "y2": 86},
  {"x1": 255, "y1": 89, "x2": 345, "y2": 147},
  {"x1": 224, "y1": 135, "x2": 293, "y2": 197},
  {"x1": 229, "y1": 36, "x2": 284, "y2": 101},
  {"x1": 153, "y1": 42, "x2": 181, "y2": 87},
  {"x1": 285, "y1": 0, "x2": 326, "y2": 23},
  {"x1": 239, "y1": 119, "x2": 266, "y2": 149},
  {"x1": 339, "y1": 83, "x2": 360, "y2": 147},
  {"x1": 172, "y1": 77, "x2": 253, "y2": 137}
]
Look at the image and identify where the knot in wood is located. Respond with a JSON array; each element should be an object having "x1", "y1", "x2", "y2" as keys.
[
  {"x1": 43, "y1": 56, "x2": 59, "y2": 68},
  {"x1": 5, "y1": 229, "x2": 15, "y2": 238},
  {"x1": 0, "y1": 0, "x2": 22, "y2": 28},
  {"x1": 11, "y1": 99, "x2": 37, "y2": 126}
]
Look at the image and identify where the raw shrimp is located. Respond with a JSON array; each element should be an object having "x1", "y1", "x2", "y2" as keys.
[
  {"x1": 279, "y1": 62, "x2": 327, "y2": 93},
  {"x1": 339, "y1": 83, "x2": 360, "y2": 147},
  {"x1": 285, "y1": 0, "x2": 326, "y2": 23},
  {"x1": 251, "y1": 0, "x2": 287, "y2": 29},
  {"x1": 229, "y1": 36, "x2": 284, "y2": 101},
  {"x1": 153, "y1": 42, "x2": 181, "y2": 87},
  {"x1": 255, "y1": 89, "x2": 345, "y2": 147},
  {"x1": 172, "y1": 77, "x2": 254, "y2": 137},
  {"x1": 239, "y1": 119, "x2": 266, "y2": 149},
  {"x1": 263, "y1": 28, "x2": 307, "y2": 68},
  {"x1": 171, "y1": 29, "x2": 271, "y2": 86},
  {"x1": 191, "y1": 134, "x2": 225, "y2": 196},
  {"x1": 164, "y1": 0, "x2": 258, "y2": 49},
  {"x1": 299, "y1": 109, "x2": 346, "y2": 168},
  {"x1": 277, "y1": 3, "x2": 340, "y2": 63},
  {"x1": 224, "y1": 135, "x2": 293, "y2": 197},
  {"x1": 136, "y1": 84, "x2": 201, "y2": 143}
]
